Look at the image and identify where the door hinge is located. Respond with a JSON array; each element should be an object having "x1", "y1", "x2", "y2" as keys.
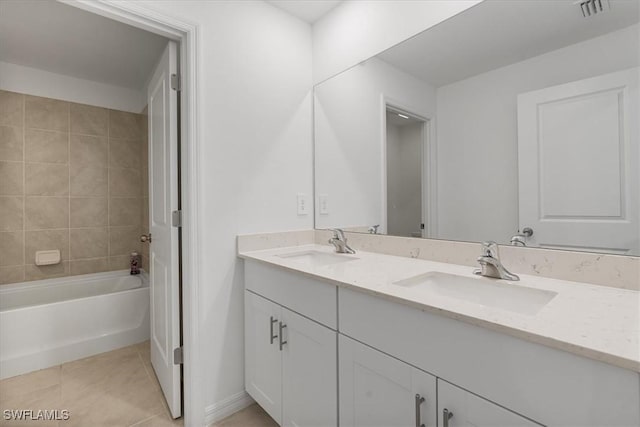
[
  {"x1": 173, "y1": 346, "x2": 183, "y2": 365},
  {"x1": 171, "y1": 74, "x2": 181, "y2": 91},
  {"x1": 172, "y1": 210, "x2": 182, "y2": 227}
]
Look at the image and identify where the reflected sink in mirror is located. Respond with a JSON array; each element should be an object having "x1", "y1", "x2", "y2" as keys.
[
  {"x1": 393, "y1": 272, "x2": 557, "y2": 315},
  {"x1": 277, "y1": 250, "x2": 359, "y2": 268}
]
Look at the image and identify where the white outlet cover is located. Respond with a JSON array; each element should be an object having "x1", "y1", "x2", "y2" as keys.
[
  {"x1": 297, "y1": 193, "x2": 309, "y2": 215},
  {"x1": 319, "y1": 194, "x2": 329, "y2": 215}
]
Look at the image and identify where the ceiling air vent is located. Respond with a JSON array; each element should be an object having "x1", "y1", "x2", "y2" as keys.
[{"x1": 575, "y1": 0, "x2": 610, "y2": 17}]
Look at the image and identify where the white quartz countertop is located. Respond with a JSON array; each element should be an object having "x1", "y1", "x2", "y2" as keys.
[{"x1": 239, "y1": 244, "x2": 640, "y2": 373}]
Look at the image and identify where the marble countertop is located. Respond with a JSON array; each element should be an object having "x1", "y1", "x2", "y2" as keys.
[{"x1": 239, "y1": 243, "x2": 640, "y2": 373}]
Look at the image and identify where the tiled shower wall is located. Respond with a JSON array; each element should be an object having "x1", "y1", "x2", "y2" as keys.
[{"x1": 0, "y1": 90, "x2": 149, "y2": 284}]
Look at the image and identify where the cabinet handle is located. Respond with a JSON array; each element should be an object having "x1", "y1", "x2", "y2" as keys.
[
  {"x1": 415, "y1": 394, "x2": 425, "y2": 427},
  {"x1": 278, "y1": 322, "x2": 287, "y2": 351},
  {"x1": 269, "y1": 316, "x2": 278, "y2": 345},
  {"x1": 443, "y1": 408, "x2": 453, "y2": 427}
]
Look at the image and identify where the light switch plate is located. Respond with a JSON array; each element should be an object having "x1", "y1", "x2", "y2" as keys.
[
  {"x1": 319, "y1": 194, "x2": 329, "y2": 215},
  {"x1": 297, "y1": 193, "x2": 309, "y2": 215}
]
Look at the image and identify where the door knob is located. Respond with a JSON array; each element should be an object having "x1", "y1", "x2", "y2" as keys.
[{"x1": 140, "y1": 234, "x2": 152, "y2": 243}]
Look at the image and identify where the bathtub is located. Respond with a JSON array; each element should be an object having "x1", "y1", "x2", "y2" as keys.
[{"x1": 0, "y1": 270, "x2": 149, "y2": 379}]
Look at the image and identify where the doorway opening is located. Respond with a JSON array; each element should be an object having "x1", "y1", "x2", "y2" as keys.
[
  {"x1": 384, "y1": 107, "x2": 429, "y2": 238},
  {"x1": 0, "y1": 0, "x2": 192, "y2": 424}
]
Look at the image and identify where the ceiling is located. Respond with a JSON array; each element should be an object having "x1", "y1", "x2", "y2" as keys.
[
  {"x1": 0, "y1": 0, "x2": 169, "y2": 90},
  {"x1": 378, "y1": 0, "x2": 640, "y2": 87},
  {"x1": 268, "y1": 0, "x2": 342, "y2": 24}
]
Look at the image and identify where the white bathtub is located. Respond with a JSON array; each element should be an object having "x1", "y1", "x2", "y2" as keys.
[{"x1": 0, "y1": 270, "x2": 149, "y2": 379}]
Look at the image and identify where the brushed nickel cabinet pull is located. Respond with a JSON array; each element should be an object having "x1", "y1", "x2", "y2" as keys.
[
  {"x1": 443, "y1": 408, "x2": 454, "y2": 427},
  {"x1": 278, "y1": 322, "x2": 287, "y2": 351},
  {"x1": 415, "y1": 394, "x2": 425, "y2": 427},
  {"x1": 269, "y1": 316, "x2": 278, "y2": 344}
]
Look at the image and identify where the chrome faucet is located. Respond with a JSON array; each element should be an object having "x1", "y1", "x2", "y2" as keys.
[
  {"x1": 328, "y1": 229, "x2": 356, "y2": 254},
  {"x1": 474, "y1": 241, "x2": 519, "y2": 281}
]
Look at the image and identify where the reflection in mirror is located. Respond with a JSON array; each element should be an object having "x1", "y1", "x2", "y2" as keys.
[{"x1": 314, "y1": 0, "x2": 640, "y2": 255}]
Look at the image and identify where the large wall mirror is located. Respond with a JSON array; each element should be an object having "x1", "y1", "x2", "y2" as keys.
[{"x1": 314, "y1": 0, "x2": 640, "y2": 256}]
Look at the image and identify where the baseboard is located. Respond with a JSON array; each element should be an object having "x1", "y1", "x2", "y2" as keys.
[{"x1": 204, "y1": 391, "x2": 254, "y2": 426}]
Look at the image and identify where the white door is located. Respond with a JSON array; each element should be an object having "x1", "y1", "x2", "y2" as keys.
[
  {"x1": 339, "y1": 335, "x2": 436, "y2": 427},
  {"x1": 147, "y1": 40, "x2": 181, "y2": 418},
  {"x1": 437, "y1": 380, "x2": 540, "y2": 427},
  {"x1": 281, "y1": 308, "x2": 337, "y2": 427},
  {"x1": 244, "y1": 291, "x2": 283, "y2": 424},
  {"x1": 517, "y1": 68, "x2": 639, "y2": 254}
]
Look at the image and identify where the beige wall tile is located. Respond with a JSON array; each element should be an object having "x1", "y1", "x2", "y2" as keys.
[
  {"x1": 70, "y1": 227, "x2": 108, "y2": 259},
  {"x1": 0, "y1": 125, "x2": 23, "y2": 161},
  {"x1": 109, "y1": 197, "x2": 141, "y2": 227},
  {"x1": 25, "y1": 95, "x2": 69, "y2": 132},
  {"x1": 25, "y1": 129, "x2": 68, "y2": 163},
  {"x1": 25, "y1": 163, "x2": 69, "y2": 196},
  {"x1": 70, "y1": 103, "x2": 108, "y2": 136},
  {"x1": 70, "y1": 197, "x2": 108, "y2": 228},
  {"x1": 108, "y1": 255, "x2": 131, "y2": 271},
  {"x1": 25, "y1": 262, "x2": 69, "y2": 281},
  {"x1": 0, "y1": 90, "x2": 23, "y2": 127},
  {"x1": 109, "y1": 110, "x2": 141, "y2": 139},
  {"x1": 109, "y1": 167, "x2": 140, "y2": 197},
  {"x1": 70, "y1": 258, "x2": 109, "y2": 275},
  {"x1": 70, "y1": 165, "x2": 107, "y2": 197},
  {"x1": 0, "y1": 265, "x2": 24, "y2": 284},
  {"x1": 25, "y1": 229, "x2": 69, "y2": 263},
  {"x1": 109, "y1": 139, "x2": 140, "y2": 169},
  {"x1": 70, "y1": 134, "x2": 107, "y2": 166},
  {"x1": 25, "y1": 197, "x2": 69, "y2": 230},
  {"x1": 109, "y1": 226, "x2": 141, "y2": 256},
  {"x1": 0, "y1": 161, "x2": 23, "y2": 195},
  {"x1": 0, "y1": 231, "x2": 24, "y2": 266},
  {"x1": 0, "y1": 196, "x2": 24, "y2": 231}
]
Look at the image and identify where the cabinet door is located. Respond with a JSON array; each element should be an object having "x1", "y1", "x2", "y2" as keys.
[
  {"x1": 281, "y1": 308, "x2": 337, "y2": 427},
  {"x1": 340, "y1": 335, "x2": 437, "y2": 427},
  {"x1": 245, "y1": 291, "x2": 282, "y2": 424},
  {"x1": 437, "y1": 380, "x2": 541, "y2": 427}
]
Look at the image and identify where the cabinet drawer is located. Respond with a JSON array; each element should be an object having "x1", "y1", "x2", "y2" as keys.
[
  {"x1": 245, "y1": 260, "x2": 337, "y2": 329},
  {"x1": 339, "y1": 287, "x2": 640, "y2": 426}
]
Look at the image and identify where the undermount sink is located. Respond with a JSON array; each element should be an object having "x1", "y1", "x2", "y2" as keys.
[
  {"x1": 393, "y1": 272, "x2": 557, "y2": 315},
  {"x1": 277, "y1": 250, "x2": 359, "y2": 268}
]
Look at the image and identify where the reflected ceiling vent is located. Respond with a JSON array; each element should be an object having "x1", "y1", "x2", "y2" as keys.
[{"x1": 575, "y1": 0, "x2": 610, "y2": 17}]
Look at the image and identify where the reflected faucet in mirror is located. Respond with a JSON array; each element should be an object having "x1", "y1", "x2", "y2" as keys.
[
  {"x1": 368, "y1": 225, "x2": 380, "y2": 234},
  {"x1": 328, "y1": 229, "x2": 356, "y2": 254},
  {"x1": 510, "y1": 228, "x2": 533, "y2": 247},
  {"x1": 474, "y1": 241, "x2": 519, "y2": 281}
]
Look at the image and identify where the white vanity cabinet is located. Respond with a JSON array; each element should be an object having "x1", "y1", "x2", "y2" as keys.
[
  {"x1": 339, "y1": 287, "x2": 640, "y2": 427},
  {"x1": 339, "y1": 335, "x2": 437, "y2": 427},
  {"x1": 244, "y1": 261, "x2": 338, "y2": 427},
  {"x1": 437, "y1": 381, "x2": 540, "y2": 427}
]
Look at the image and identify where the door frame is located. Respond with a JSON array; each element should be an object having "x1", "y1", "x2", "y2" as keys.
[
  {"x1": 59, "y1": 1, "x2": 202, "y2": 425},
  {"x1": 380, "y1": 96, "x2": 437, "y2": 238}
]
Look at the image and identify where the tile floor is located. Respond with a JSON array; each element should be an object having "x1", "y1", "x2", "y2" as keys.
[{"x1": 0, "y1": 342, "x2": 276, "y2": 427}]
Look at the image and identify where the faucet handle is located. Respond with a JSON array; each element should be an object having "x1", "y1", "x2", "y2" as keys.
[
  {"x1": 480, "y1": 241, "x2": 499, "y2": 257},
  {"x1": 328, "y1": 228, "x2": 345, "y2": 240}
]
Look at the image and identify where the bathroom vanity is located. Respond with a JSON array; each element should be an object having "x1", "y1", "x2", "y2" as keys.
[{"x1": 240, "y1": 241, "x2": 640, "y2": 427}]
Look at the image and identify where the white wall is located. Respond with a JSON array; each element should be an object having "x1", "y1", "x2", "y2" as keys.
[
  {"x1": 436, "y1": 24, "x2": 640, "y2": 244},
  {"x1": 0, "y1": 61, "x2": 146, "y2": 112},
  {"x1": 314, "y1": 57, "x2": 435, "y2": 232},
  {"x1": 134, "y1": 1, "x2": 313, "y2": 425},
  {"x1": 312, "y1": 0, "x2": 481, "y2": 84}
]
